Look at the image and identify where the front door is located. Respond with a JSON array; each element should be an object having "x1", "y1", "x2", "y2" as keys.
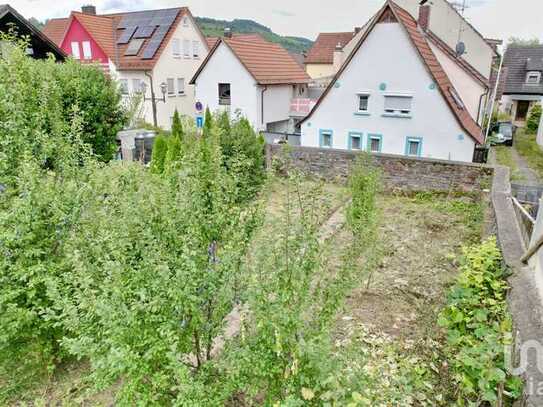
[{"x1": 516, "y1": 100, "x2": 530, "y2": 121}]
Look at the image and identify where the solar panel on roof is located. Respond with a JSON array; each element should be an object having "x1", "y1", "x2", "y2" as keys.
[
  {"x1": 117, "y1": 26, "x2": 137, "y2": 44},
  {"x1": 125, "y1": 38, "x2": 145, "y2": 56},
  {"x1": 142, "y1": 25, "x2": 168, "y2": 59},
  {"x1": 134, "y1": 26, "x2": 155, "y2": 39}
]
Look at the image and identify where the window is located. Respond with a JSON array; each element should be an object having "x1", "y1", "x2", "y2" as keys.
[
  {"x1": 132, "y1": 78, "x2": 143, "y2": 94},
  {"x1": 71, "y1": 41, "x2": 80, "y2": 59},
  {"x1": 182, "y1": 16, "x2": 189, "y2": 27},
  {"x1": 125, "y1": 38, "x2": 145, "y2": 56},
  {"x1": 349, "y1": 133, "x2": 362, "y2": 150},
  {"x1": 320, "y1": 130, "x2": 333, "y2": 148},
  {"x1": 526, "y1": 71, "x2": 541, "y2": 84},
  {"x1": 82, "y1": 41, "x2": 92, "y2": 59},
  {"x1": 384, "y1": 95, "x2": 413, "y2": 115},
  {"x1": 193, "y1": 41, "x2": 200, "y2": 58},
  {"x1": 405, "y1": 137, "x2": 422, "y2": 157},
  {"x1": 358, "y1": 94, "x2": 369, "y2": 112},
  {"x1": 183, "y1": 39, "x2": 190, "y2": 58},
  {"x1": 177, "y1": 78, "x2": 185, "y2": 95},
  {"x1": 119, "y1": 79, "x2": 129, "y2": 95},
  {"x1": 367, "y1": 134, "x2": 382, "y2": 153},
  {"x1": 172, "y1": 38, "x2": 181, "y2": 57},
  {"x1": 219, "y1": 83, "x2": 231, "y2": 105},
  {"x1": 167, "y1": 78, "x2": 175, "y2": 95}
]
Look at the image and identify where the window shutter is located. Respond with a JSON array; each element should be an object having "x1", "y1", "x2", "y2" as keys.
[
  {"x1": 71, "y1": 42, "x2": 80, "y2": 59},
  {"x1": 384, "y1": 96, "x2": 412, "y2": 112},
  {"x1": 177, "y1": 78, "x2": 185, "y2": 94}
]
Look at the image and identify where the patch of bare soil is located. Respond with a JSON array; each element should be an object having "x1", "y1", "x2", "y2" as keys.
[{"x1": 336, "y1": 194, "x2": 480, "y2": 342}]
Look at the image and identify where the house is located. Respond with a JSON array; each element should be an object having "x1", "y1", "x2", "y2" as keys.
[
  {"x1": 304, "y1": 30, "x2": 357, "y2": 79},
  {"x1": 499, "y1": 45, "x2": 543, "y2": 127},
  {"x1": 190, "y1": 32, "x2": 311, "y2": 133},
  {"x1": 43, "y1": 5, "x2": 209, "y2": 129},
  {"x1": 300, "y1": 0, "x2": 483, "y2": 163},
  {"x1": 0, "y1": 4, "x2": 65, "y2": 60}
]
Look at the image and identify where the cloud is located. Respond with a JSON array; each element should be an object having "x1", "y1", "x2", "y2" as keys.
[
  {"x1": 102, "y1": 0, "x2": 148, "y2": 12},
  {"x1": 272, "y1": 9, "x2": 295, "y2": 18}
]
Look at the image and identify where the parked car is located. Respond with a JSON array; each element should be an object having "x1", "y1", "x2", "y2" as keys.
[{"x1": 489, "y1": 121, "x2": 516, "y2": 146}]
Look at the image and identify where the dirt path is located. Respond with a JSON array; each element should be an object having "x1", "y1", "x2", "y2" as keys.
[{"x1": 511, "y1": 147, "x2": 540, "y2": 186}]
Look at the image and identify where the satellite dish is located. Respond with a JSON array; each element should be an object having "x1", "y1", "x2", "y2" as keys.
[{"x1": 456, "y1": 41, "x2": 466, "y2": 56}]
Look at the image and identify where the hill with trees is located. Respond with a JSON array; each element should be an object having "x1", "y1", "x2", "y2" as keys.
[{"x1": 195, "y1": 17, "x2": 313, "y2": 54}]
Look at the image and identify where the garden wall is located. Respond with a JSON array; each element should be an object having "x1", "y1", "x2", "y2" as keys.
[{"x1": 266, "y1": 144, "x2": 493, "y2": 193}]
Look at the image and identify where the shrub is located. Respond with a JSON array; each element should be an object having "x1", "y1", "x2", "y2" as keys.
[
  {"x1": 171, "y1": 109, "x2": 184, "y2": 140},
  {"x1": 527, "y1": 103, "x2": 542, "y2": 133},
  {"x1": 203, "y1": 107, "x2": 213, "y2": 137},
  {"x1": 150, "y1": 134, "x2": 168, "y2": 174},
  {"x1": 438, "y1": 238, "x2": 522, "y2": 405}
]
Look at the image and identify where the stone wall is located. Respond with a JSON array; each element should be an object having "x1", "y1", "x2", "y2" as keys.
[{"x1": 266, "y1": 144, "x2": 493, "y2": 193}]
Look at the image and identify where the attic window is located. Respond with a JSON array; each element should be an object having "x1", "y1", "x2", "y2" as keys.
[
  {"x1": 183, "y1": 16, "x2": 189, "y2": 27},
  {"x1": 526, "y1": 71, "x2": 541, "y2": 84},
  {"x1": 125, "y1": 38, "x2": 145, "y2": 56},
  {"x1": 448, "y1": 87, "x2": 465, "y2": 110},
  {"x1": 219, "y1": 83, "x2": 231, "y2": 105}
]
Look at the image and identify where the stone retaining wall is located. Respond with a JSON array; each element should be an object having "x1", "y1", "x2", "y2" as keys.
[{"x1": 266, "y1": 144, "x2": 493, "y2": 193}]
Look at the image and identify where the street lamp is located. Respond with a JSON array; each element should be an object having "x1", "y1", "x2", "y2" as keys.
[{"x1": 142, "y1": 72, "x2": 168, "y2": 127}]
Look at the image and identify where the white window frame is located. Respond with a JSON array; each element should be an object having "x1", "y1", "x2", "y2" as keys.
[
  {"x1": 192, "y1": 40, "x2": 199, "y2": 58},
  {"x1": 526, "y1": 71, "x2": 541, "y2": 84},
  {"x1": 384, "y1": 93, "x2": 413, "y2": 116},
  {"x1": 183, "y1": 39, "x2": 190, "y2": 58},
  {"x1": 119, "y1": 79, "x2": 129, "y2": 95},
  {"x1": 167, "y1": 78, "x2": 175, "y2": 95},
  {"x1": 357, "y1": 93, "x2": 370, "y2": 113},
  {"x1": 71, "y1": 41, "x2": 80, "y2": 59},
  {"x1": 82, "y1": 41, "x2": 92, "y2": 59},
  {"x1": 172, "y1": 38, "x2": 181, "y2": 58},
  {"x1": 177, "y1": 78, "x2": 185, "y2": 95},
  {"x1": 132, "y1": 78, "x2": 142, "y2": 94}
]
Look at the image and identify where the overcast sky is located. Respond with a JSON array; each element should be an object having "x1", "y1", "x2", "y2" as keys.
[{"x1": 9, "y1": 0, "x2": 543, "y2": 44}]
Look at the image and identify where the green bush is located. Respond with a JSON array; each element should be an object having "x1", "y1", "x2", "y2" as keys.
[
  {"x1": 150, "y1": 134, "x2": 168, "y2": 174},
  {"x1": 438, "y1": 238, "x2": 522, "y2": 405},
  {"x1": 527, "y1": 103, "x2": 542, "y2": 133},
  {"x1": 171, "y1": 108, "x2": 184, "y2": 140}
]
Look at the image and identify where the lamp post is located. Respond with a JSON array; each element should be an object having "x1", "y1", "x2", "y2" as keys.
[{"x1": 142, "y1": 72, "x2": 167, "y2": 128}]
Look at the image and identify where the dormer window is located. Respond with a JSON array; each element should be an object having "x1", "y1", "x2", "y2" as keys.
[{"x1": 526, "y1": 71, "x2": 541, "y2": 84}]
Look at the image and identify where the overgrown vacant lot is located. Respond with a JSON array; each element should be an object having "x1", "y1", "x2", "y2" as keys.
[{"x1": 9, "y1": 181, "x2": 488, "y2": 406}]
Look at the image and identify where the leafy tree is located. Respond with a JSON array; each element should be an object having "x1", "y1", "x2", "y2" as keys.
[
  {"x1": 150, "y1": 134, "x2": 168, "y2": 174},
  {"x1": 54, "y1": 60, "x2": 126, "y2": 161},
  {"x1": 203, "y1": 107, "x2": 214, "y2": 137},
  {"x1": 171, "y1": 109, "x2": 184, "y2": 141},
  {"x1": 527, "y1": 103, "x2": 542, "y2": 133},
  {"x1": 164, "y1": 135, "x2": 182, "y2": 170},
  {"x1": 508, "y1": 36, "x2": 541, "y2": 47}
]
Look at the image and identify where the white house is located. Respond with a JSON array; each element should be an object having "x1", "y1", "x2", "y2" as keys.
[
  {"x1": 190, "y1": 33, "x2": 311, "y2": 132},
  {"x1": 43, "y1": 6, "x2": 209, "y2": 130},
  {"x1": 300, "y1": 1, "x2": 484, "y2": 163}
]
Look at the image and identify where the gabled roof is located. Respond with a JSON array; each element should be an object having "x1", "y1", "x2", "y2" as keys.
[
  {"x1": 190, "y1": 33, "x2": 311, "y2": 85},
  {"x1": 68, "y1": 12, "x2": 116, "y2": 59},
  {"x1": 0, "y1": 4, "x2": 65, "y2": 60},
  {"x1": 301, "y1": 0, "x2": 483, "y2": 145},
  {"x1": 43, "y1": 7, "x2": 209, "y2": 71},
  {"x1": 502, "y1": 45, "x2": 543, "y2": 96},
  {"x1": 305, "y1": 31, "x2": 355, "y2": 64},
  {"x1": 425, "y1": 29, "x2": 489, "y2": 88}
]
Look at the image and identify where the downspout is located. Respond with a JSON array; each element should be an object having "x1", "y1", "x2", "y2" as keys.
[
  {"x1": 144, "y1": 70, "x2": 158, "y2": 128},
  {"x1": 261, "y1": 85, "x2": 268, "y2": 131},
  {"x1": 477, "y1": 88, "x2": 489, "y2": 125}
]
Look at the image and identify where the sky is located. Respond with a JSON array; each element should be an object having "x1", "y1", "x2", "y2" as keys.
[{"x1": 8, "y1": 0, "x2": 543, "y2": 44}]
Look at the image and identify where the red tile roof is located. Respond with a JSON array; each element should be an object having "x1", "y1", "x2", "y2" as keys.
[
  {"x1": 301, "y1": 0, "x2": 483, "y2": 145},
  {"x1": 42, "y1": 7, "x2": 209, "y2": 71},
  {"x1": 305, "y1": 32, "x2": 355, "y2": 64},
  {"x1": 42, "y1": 17, "x2": 68, "y2": 45},
  {"x1": 191, "y1": 34, "x2": 311, "y2": 85}
]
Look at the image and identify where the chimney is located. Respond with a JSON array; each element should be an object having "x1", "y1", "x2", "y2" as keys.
[
  {"x1": 418, "y1": 5, "x2": 431, "y2": 31},
  {"x1": 81, "y1": 5, "x2": 96, "y2": 15},
  {"x1": 224, "y1": 27, "x2": 232, "y2": 38}
]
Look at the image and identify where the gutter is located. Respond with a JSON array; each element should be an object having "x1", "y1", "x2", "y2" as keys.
[{"x1": 260, "y1": 85, "x2": 268, "y2": 129}]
